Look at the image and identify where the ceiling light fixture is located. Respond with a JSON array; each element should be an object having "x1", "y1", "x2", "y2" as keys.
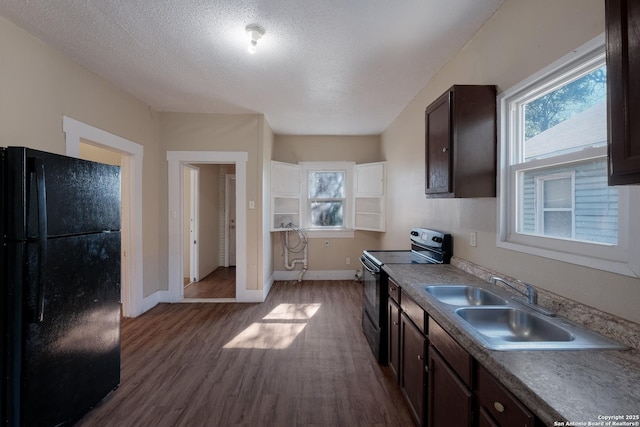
[{"x1": 245, "y1": 24, "x2": 265, "y2": 54}]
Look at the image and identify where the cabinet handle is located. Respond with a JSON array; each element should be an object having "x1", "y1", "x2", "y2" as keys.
[
  {"x1": 393, "y1": 321, "x2": 398, "y2": 325},
  {"x1": 442, "y1": 147, "x2": 448, "y2": 153},
  {"x1": 418, "y1": 355, "x2": 423, "y2": 360},
  {"x1": 493, "y1": 401, "x2": 505, "y2": 413}
]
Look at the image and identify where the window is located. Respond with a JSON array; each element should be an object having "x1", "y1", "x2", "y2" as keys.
[
  {"x1": 301, "y1": 161, "x2": 354, "y2": 236},
  {"x1": 270, "y1": 160, "x2": 385, "y2": 235},
  {"x1": 498, "y1": 34, "x2": 639, "y2": 276},
  {"x1": 308, "y1": 170, "x2": 345, "y2": 228}
]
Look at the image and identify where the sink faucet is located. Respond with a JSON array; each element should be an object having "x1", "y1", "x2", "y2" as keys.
[{"x1": 490, "y1": 276, "x2": 555, "y2": 316}]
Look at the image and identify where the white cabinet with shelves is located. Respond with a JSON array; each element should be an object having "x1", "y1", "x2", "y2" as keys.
[
  {"x1": 270, "y1": 160, "x2": 386, "y2": 232},
  {"x1": 354, "y1": 162, "x2": 386, "y2": 232},
  {"x1": 271, "y1": 161, "x2": 301, "y2": 231}
]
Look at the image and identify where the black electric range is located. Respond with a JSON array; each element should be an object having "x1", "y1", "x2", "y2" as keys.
[{"x1": 360, "y1": 228, "x2": 452, "y2": 364}]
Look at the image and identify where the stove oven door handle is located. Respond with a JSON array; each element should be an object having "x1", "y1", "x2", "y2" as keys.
[{"x1": 359, "y1": 256, "x2": 380, "y2": 275}]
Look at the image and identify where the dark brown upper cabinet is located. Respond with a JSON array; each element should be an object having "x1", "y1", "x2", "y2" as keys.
[
  {"x1": 424, "y1": 85, "x2": 497, "y2": 198},
  {"x1": 606, "y1": 0, "x2": 640, "y2": 185}
]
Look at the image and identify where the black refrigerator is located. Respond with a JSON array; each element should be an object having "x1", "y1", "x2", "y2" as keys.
[{"x1": 1, "y1": 147, "x2": 122, "y2": 426}]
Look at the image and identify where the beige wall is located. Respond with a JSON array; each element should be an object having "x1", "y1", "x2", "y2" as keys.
[
  {"x1": 381, "y1": 0, "x2": 640, "y2": 324},
  {"x1": 80, "y1": 141, "x2": 123, "y2": 166},
  {"x1": 274, "y1": 135, "x2": 382, "y2": 164},
  {"x1": 272, "y1": 134, "x2": 384, "y2": 272},
  {"x1": 159, "y1": 112, "x2": 264, "y2": 290},
  {"x1": 260, "y1": 117, "x2": 275, "y2": 285},
  {"x1": 0, "y1": 15, "x2": 162, "y2": 299}
]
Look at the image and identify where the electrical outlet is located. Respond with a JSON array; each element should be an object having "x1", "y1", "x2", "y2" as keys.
[
  {"x1": 470, "y1": 231, "x2": 477, "y2": 247},
  {"x1": 346, "y1": 257, "x2": 351, "y2": 265}
]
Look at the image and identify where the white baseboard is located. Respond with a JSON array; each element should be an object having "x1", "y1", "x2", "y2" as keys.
[
  {"x1": 140, "y1": 289, "x2": 174, "y2": 315},
  {"x1": 273, "y1": 269, "x2": 360, "y2": 281},
  {"x1": 263, "y1": 274, "x2": 274, "y2": 298},
  {"x1": 236, "y1": 288, "x2": 265, "y2": 303},
  {"x1": 137, "y1": 272, "x2": 333, "y2": 316}
]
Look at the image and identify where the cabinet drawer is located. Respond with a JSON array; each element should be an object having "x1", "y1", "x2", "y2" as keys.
[
  {"x1": 389, "y1": 279, "x2": 400, "y2": 304},
  {"x1": 428, "y1": 318, "x2": 473, "y2": 387},
  {"x1": 401, "y1": 293, "x2": 425, "y2": 334},
  {"x1": 477, "y1": 365, "x2": 535, "y2": 427}
]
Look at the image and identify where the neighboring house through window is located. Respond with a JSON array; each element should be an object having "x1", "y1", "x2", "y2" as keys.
[{"x1": 498, "y1": 34, "x2": 638, "y2": 276}]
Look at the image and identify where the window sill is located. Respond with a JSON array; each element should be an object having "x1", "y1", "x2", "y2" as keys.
[
  {"x1": 304, "y1": 229, "x2": 355, "y2": 239},
  {"x1": 496, "y1": 239, "x2": 639, "y2": 278}
]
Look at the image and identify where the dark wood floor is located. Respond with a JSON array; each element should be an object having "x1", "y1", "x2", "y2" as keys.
[
  {"x1": 184, "y1": 267, "x2": 236, "y2": 299},
  {"x1": 76, "y1": 280, "x2": 414, "y2": 427}
]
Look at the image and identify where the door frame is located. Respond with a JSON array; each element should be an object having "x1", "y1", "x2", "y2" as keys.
[
  {"x1": 63, "y1": 116, "x2": 144, "y2": 317},
  {"x1": 225, "y1": 173, "x2": 236, "y2": 267},
  {"x1": 167, "y1": 151, "x2": 248, "y2": 302},
  {"x1": 185, "y1": 165, "x2": 200, "y2": 282}
]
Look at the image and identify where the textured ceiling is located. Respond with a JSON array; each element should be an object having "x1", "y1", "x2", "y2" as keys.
[{"x1": 0, "y1": 0, "x2": 503, "y2": 135}]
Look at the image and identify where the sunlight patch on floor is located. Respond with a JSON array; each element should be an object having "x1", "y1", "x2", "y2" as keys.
[
  {"x1": 223, "y1": 303, "x2": 322, "y2": 349},
  {"x1": 223, "y1": 323, "x2": 306, "y2": 349},
  {"x1": 262, "y1": 303, "x2": 321, "y2": 320}
]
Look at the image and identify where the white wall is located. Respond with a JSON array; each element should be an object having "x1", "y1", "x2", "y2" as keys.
[{"x1": 381, "y1": 0, "x2": 640, "y2": 324}]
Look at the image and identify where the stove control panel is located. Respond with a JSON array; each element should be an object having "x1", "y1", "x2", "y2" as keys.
[{"x1": 410, "y1": 228, "x2": 448, "y2": 248}]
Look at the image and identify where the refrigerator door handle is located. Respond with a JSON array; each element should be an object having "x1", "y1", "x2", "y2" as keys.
[{"x1": 32, "y1": 156, "x2": 48, "y2": 323}]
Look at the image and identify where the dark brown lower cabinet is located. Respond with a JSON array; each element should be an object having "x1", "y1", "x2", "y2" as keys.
[
  {"x1": 400, "y1": 312, "x2": 426, "y2": 426},
  {"x1": 385, "y1": 280, "x2": 542, "y2": 427},
  {"x1": 388, "y1": 299, "x2": 400, "y2": 380},
  {"x1": 478, "y1": 407, "x2": 500, "y2": 427},
  {"x1": 428, "y1": 346, "x2": 473, "y2": 427},
  {"x1": 477, "y1": 365, "x2": 535, "y2": 427}
]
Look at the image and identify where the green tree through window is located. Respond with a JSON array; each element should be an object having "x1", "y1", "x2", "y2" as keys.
[{"x1": 524, "y1": 66, "x2": 606, "y2": 140}]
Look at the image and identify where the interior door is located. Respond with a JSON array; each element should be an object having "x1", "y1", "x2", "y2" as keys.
[
  {"x1": 189, "y1": 167, "x2": 200, "y2": 282},
  {"x1": 226, "y1": 174, "x2": 236, "y2": 266}
]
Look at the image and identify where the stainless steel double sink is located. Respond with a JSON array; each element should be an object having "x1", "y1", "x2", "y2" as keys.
[{"x1": 419, "y1": 285, "x2": 627, "y2": 351}]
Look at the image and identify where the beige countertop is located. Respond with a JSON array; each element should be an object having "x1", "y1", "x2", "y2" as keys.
[{"x1": 382, "y1": 263, "x2": 640, "y2": 426}]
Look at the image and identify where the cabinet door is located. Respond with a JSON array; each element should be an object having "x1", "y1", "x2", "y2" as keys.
[
  {"x1": 354, "y1": 162, "x2": 386, "y2": 231},
  {"x1": 425, "y1": 92, "x2": 451, "y2": 195},
  {"x1": 271, "y1": 161, "x2": 302, "y2": 230},
  {"x1": 354, "y1": 162, "x2": 385, "y2": 196},
  {"x1": 477, "y1": 365, "x2": 535, "y2": 427},
  {"x1": 271, "y1": 161, "x2": 301, "y2": 195},
  {"x1": 606, "y1": 0, "x2": 640, "y2": 185},
  {"x1": 401, "y1": 313, "x2": 426, "y2": 426},
  {"x1": 478, "y1": 408, "x2": 500, "y2": 427},
  {"x1": 428, "y1": 347, "x2": 473, "y2": 427},
  {"x1": 388, "y1": 300, "x2": 400, "y2": 381}
]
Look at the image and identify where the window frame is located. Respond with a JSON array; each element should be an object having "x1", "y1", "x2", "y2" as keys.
[
  {"x1": 300, "y1": 161, "x2": 355, "y2": 238},
  {"x1": 307, "y1": 169, "x2": 347, "y2": 229},
  {"x1": 497, "y1": 34, "x2": 640, "y2": 277}
]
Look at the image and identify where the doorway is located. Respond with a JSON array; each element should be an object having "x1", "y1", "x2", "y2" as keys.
[
  {"x1": 64, "y1": 116, "x2": 144, "y2": 317},
  {"x1": 167, "y1": 151, "x2": 249, "y2": 302},
  {"x1": 180, "y1": 163, "x2": 238, "y2": 301},
  {"x1": 182, "y1": 163, "x2": 236, "y2": 301}
]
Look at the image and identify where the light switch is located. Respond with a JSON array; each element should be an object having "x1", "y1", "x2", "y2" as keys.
[{"x1": 249, "y1": 200, "x2": 255, "y2": 209}]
